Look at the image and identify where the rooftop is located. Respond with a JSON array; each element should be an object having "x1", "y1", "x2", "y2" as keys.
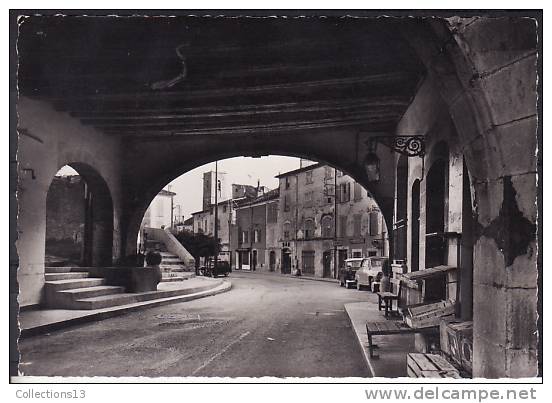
[
  {"x1": 275, "y1": 162, "x2": 325, "y2": 178},
  {"x1": 158, "y1": 189, "x2": 176, "y2": 197},
  {"x1": 236, "y1": 188, "x2": 279, "y2": 208}
]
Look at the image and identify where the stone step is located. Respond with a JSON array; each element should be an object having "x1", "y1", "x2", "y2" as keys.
[
  {"x1": 145, "y1": 241, "x2": 168, "y2": 252},
  {"x1": 44, "y1": 259, "x2": 69, "y2": 267},
  {"x1": 73, "y1": 281, "x2": 217, "y2": 309},
  {"x1": 45, "y1": 272, "x2": 89, "y2": 281},
  {"x1": 46, "y1": 285, "x2": 126, "y2": 309},
  {"x1": 160, "y1": 261, "x2": 185, "y2": 266},
  {"x1": 161, "y1": 273, "x2": 195, "y2": 282},
  {"x1": 45, "y1": 266, "x2": 74, "y2": 273},
  {"x1": 161, "y1": 256, "x2": 182, "y2": 262},
  {"x1": 160, "y1": 265, "x2": 187, "y2": 272},
  {"x1": 59, "y1": 285, "x2": 126, "y2": 299},
  {"x1": 45, "y1": 277, "x2": 106, "y2": 291},
  {"x1": 161, "y1": 276, "x2": 185, "y2": 282}
]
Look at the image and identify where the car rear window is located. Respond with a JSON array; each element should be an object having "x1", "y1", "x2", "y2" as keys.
[{"x1": 371, "y1": 259, "x2": 384, "y2": 267}]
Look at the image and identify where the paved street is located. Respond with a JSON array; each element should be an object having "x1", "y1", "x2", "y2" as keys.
[{"x1": 19, "y1": 272, "x2": 371, "y2": 378}]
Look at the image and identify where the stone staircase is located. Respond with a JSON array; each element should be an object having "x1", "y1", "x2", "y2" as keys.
[
  {"x1": 44, "y1": 266, "x2": 206, "y2": 310},
  {"x1": 44, "y1": 267, "x2": 126, "y2": 310},
  {"x1": 145, "y1": 239, "x2": 194, "y2": 282}
]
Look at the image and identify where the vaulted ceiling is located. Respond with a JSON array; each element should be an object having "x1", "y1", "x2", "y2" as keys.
[{"x1": 17, "y1": 16, "x2": 426, "y2": 138}]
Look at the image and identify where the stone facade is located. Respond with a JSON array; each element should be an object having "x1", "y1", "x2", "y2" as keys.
[
  {"x1": 231, "y1": 189, "x2": 279, "y2": 271},
  {"x1": 277, "y1": 163, "x2": 387, "y2": 277},
  {"x1": 141, "y1": 189, "x2": 176, "y2": 230}
]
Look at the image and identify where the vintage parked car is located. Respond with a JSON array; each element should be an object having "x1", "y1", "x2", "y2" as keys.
[
  {"x1": 338, "y1": 258, "x2": 365, "y2": 288},
  {"x1": 200, "y1": 259, "x2": 232, "y2": 277},
  {"x1": 355, "y1": 256, "x2": 390, "y2": 291}
]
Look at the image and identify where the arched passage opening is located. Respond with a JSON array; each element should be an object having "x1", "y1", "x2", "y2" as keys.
[
  {"x1": 394, "y1": 155, "x2": 409, "y2": 264},
  {"x1": 425, "y1": 142, "x2": 449, "y2": 269},
  {"x1": 459, "y1": 160, "x2": 474, "y2": 321},
  {"x1": 133, "y1": 155, "x2": 390, "y2": 280},
  {"x1": 45, "y1": 163, "x2": 114, "y2": 267},
  {"x1": 410, "y1": 179, "x2": 421, "y2": 272}
]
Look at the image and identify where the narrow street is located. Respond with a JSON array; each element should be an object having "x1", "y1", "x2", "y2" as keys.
[{"x1": 19, "y1": 272, "x2": 371, "y2": 378}]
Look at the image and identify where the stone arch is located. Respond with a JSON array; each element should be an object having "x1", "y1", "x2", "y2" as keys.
[
  {"x1": 410, "y1": 179, "x2": 421, "y2": 272},
  {"x1": 424, "y1": 143, "x2": 449, "y2": 268},
  {"x1": 46, "y1": 162, "x2": 114, "y2": 266},
  {"x1": 122, "y1": 148, "x2": 394, "y2": 257},
  {"x1": 303, "y1": 217, "x2": 315, "y2": 239},
  {"x1": 394, "y1": 155, "x2": 409, "y2": 263},
  {"x1": 320, "y1": 214, "x2": 334, "y2": 238},
  {"x1": 404, "y1": 19, "x2": 539, "y2": 377}
]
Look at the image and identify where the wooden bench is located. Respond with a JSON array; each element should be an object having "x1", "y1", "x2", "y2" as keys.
[
  {"x1": 377, "y1": 277, "x2": 402, "y2": 317},
  {"x1": 365, "y1": 321, "x2": 439, "y2": 358}
]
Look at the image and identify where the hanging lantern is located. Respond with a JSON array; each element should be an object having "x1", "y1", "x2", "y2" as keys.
[{"x1": 364, "y1": 152, "x2": 380, "y2": 182}]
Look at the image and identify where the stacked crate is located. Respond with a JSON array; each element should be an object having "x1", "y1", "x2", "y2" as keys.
[
  {"x1": 407, "y1": 353, "x2": 461, "y2": 378},
  {"x1": 404, "y1": 300, "x2": 455, "y2": 328},
  {"x1": 440, "y1": 320, "x2": 473, "y2": 376}
]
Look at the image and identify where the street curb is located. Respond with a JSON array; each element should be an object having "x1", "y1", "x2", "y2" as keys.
[
  {"x1": 19, "y1": 281, "x2": 232, "y2": 338},
  {"x1": 286, "y1": 275, "x2": 338, "y2": 284},
  {"x1": 235, "y1": 269, "x2": 338, "y2": 284},
  {"x1": 344, "y1": 303, "x2": 377, "y2": 378}
]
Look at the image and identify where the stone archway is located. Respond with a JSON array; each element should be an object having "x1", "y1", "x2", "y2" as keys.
[
  {"x1": 403, "y1": 19, "x2": 539, "y2": 377},
  {"x1": 46, "y1": 162, "x2": 114, "y2": 267},
  {"x1": 410, "y1": 179, "x2": 421, "y2": 272},
  {"x1": 121, "y1": 143, "x2": 396, "y2": 260},
  {"x1": 394, "y1": 155, "x2": 408, "y2": 263}
]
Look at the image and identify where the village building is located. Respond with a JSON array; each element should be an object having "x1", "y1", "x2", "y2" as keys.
[
  {"x1": 276, "y1": 163, "x2": 388, "y2": 278},
  {"x1": 140, "y1": 188, "x2": 176, "y2": 230},
  {"x1": 191, "y1": 171, "x2": 267, "y2": 265},
  {"x1": 230, "y1": 189, "x2": 280, "y2": 271}
]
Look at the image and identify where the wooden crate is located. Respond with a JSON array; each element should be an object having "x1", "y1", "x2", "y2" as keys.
[
  {"x1": 404, "y1": 300, "x2": 455, "y2": 328},
  {"x1": 442, "y1": 321, "x2": 473, "y2": 374},
  {"x1": 407, "y1": 353, "x2": 461, "y2": 378}
]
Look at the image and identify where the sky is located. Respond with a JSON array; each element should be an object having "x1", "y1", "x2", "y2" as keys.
[
  {"x1": 168, "y1": 156, "x2": 305, "y2": 219},
  {"x1": 56, "y1": 155, "x2": 306, "y2": 220}
]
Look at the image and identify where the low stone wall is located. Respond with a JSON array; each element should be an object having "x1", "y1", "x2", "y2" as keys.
[{"x1": 88, "y1": 266, "x2": 161, "y2": 292}]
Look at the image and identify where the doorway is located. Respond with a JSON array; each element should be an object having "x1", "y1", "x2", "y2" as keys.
[
  {"x1": 394, "y1": 155, "x2": 408, "y2": 263},
  {"x1": 338, "y1": 249, "x2": 347, "y2": 270},
  {"x1": 281, "y1": 249, "x2": 291, "y2": 274},
  {"x1": 425, "y1": 156, "x2": 448, "y2": 268},
  {"x1": 323, "y1": 251, "x2": 332, "y2": 278},
  {"x1": 252, "y1": 250, "x2": 257, "y2": 271},
  {"x1": 411, "y1": 179, "x2": 421, "y2": 271},
  {"x1": 269, "y1": 251, "x2": 276, "y2": 271}
]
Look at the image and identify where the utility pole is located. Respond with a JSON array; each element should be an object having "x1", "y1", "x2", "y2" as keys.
[
  {"x1": 381, "y1": 213, "x2": 385, "y2": 257},
  {"x1": 250, "y1": 201, "x2": 254, "y2": 270},
  {"x1": 295, "y1": 173, "x2": 299, "y2": 273},
  {"x1": 214, "y1": 161, "x2": 219, "y2": 271},
  {"x1": 228, "y1": 199, "x2": 232, "y2": 268},
  {"x1": 333, "y1": 167, "x2": 338, "y2": 279},
  {"x1": 168, "y1": 184, "x2": 174, "y2": 229}
]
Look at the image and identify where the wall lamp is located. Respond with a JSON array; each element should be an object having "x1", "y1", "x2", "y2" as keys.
[
  {"x1": 363, "y1": 135, "x2": 426, "y2": 183},
  {"x1": 363, "y1": 138, "x2": 380, "y2": 182}
]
